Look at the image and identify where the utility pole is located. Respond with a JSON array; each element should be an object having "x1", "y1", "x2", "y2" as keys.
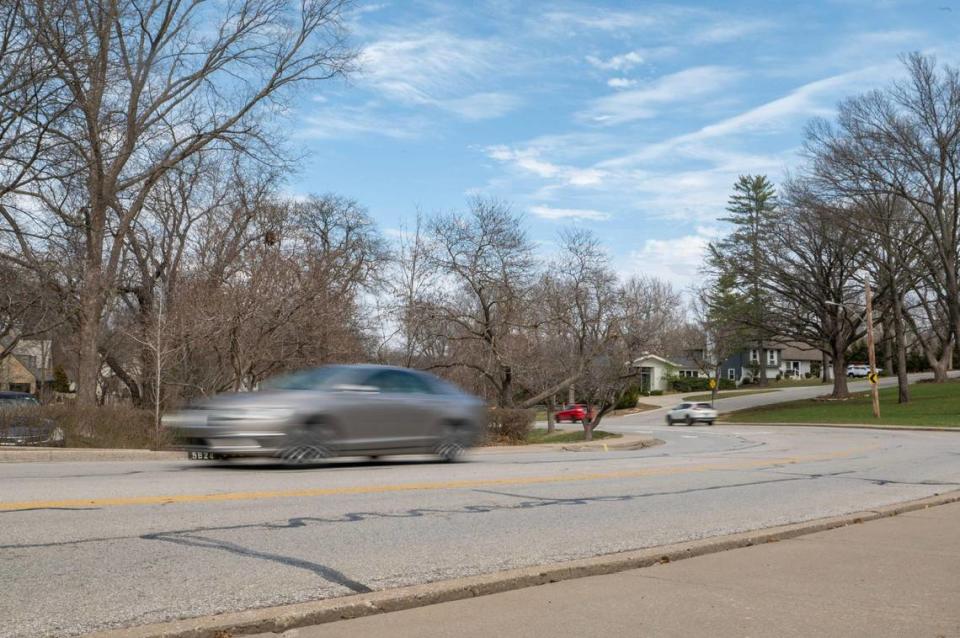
[{"x1": 865, "y1": 278, "x2": 880, "y2": 418}]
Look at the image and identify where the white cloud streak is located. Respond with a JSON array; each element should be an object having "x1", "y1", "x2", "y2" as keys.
[
  {"x1": 530, "y1": 205, "x2": 611, "y2": 221},
  {"x1": 583, "y1": 66, "x2": 744, "y2": 124}
]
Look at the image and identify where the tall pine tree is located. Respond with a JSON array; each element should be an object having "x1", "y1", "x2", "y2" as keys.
[{"x1": 708, "y1": 175, "x2": 779, "y2": 386}]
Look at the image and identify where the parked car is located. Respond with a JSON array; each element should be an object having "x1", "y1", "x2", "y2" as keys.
[
  {"x1": 0, "y1": 392, "x2": 65, "y2": 447},
  {"x1": 665, "y1": 402, "x2": 717, "y2": 426},
  {"x1": 555, "y1": 403, "x2": 592, "y2": 423},
  {"x1": 847, "y1": 364, "x2": 881, "y2": 378},
  {"x1": 164, "y1": 364, "x2": 487, "y2": 463}
]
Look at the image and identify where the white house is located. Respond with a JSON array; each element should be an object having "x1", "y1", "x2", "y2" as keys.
[{"x1": 631, "y1": 354, "x2": 701, "y2": 393}]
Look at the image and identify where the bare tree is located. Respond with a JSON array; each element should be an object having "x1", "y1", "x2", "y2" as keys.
[
  {"x1": 5, "y1": 0, "x2": 356, "y2": 405},
  {"x1": 762, "y1": 181, "x2": 868, "y2": 398},
  {"x1": 425, "y1": 198, "x2": 535, "y2": 407},
  {"x1": 806, "y1": 53, "x2": 960, "y2": 371}
]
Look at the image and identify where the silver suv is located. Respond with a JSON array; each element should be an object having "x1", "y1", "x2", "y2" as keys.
[{"x1": 666, "y1": 402, "x2": 717, "y2": 426}]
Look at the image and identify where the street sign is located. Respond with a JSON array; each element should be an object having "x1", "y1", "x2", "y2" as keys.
[
  {"x1": 868, "y1": 372, "x2": 879, "y2": 384},
  {"x1": 708, "y1": 378, "x2": 717, "y2": 390}
]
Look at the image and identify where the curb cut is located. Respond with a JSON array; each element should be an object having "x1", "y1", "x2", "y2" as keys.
[
  {"x1": 722, "y1": 421, "x2": 960, "y2": 433},
  {"x1": 83, "y1": 489, "x2": 960, "y2": 638}
]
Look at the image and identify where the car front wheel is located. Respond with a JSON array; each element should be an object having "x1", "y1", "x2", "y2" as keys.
[
  {"x1": 665, "y1": 416, "x2": 674, "y2": 426},
  {"x1": 685, "y1": 415, "x2": 693, "y2": 426}
]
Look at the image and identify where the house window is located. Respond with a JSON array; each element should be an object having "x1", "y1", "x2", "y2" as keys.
[
  {"x1": 750, "y1": 349, "x2": 759, "y2": 363},
  {"x1": 727, "y1": 368, "x2": 736, "y2": 380},
  {"x1": 678, "y1": 370, "x2": 698, "y2": 378},
  {"x1": 767, "y1": 350, "x2": 777, "y2": 365}
]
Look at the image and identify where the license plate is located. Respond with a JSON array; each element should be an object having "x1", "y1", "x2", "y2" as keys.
[{"x1": 187, "y1": 451, "x2": 218, "y2": 460}]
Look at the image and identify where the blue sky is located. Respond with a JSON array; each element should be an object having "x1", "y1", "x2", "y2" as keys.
[{"x1": 288, "y1": 0, "x2": 960, "y2": 288}]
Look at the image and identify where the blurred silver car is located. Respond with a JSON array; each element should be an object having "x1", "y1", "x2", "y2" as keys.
[
  {"x1": 164, "y1": 365, "x2": 487, "y2": 463},
  {"x1": 665, "y1": 402, "x2": 717, "y2": 426}
]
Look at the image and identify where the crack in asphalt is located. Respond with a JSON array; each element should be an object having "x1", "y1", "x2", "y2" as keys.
[
  {"x1": 769, "y1": 468, "x2": 960, "y2": 487},
  {"x1": 0, "y1": 472, "x2": 829, "y2": 551},
  {"x1": 139, "y1": 532, "x2": 373, "y2": 594}
]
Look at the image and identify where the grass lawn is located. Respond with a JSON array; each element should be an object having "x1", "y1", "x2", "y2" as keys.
[
  {"x1": 725, "y1": 380, "x2": 960, "y2": 427},
  {"x1": 684, "y1": 389, "x2": 778, "y2": 401},
  {"x1": 525, "y1": 428, "x2": 622, "y2": 444},
  {"x1": 770, "y1": 378, "x2": 827, "y2": 388}
]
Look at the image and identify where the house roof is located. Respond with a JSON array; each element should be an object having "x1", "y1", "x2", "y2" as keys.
[
  {"x1": 0, "y1": 336, "x2": 54, "y2": 382},
  {"x1": 779, "y1": 342, "x2": 825, "y2": 361},
  {"x1": 632, "y1": 353, "x2": 681, "y2": 368}
]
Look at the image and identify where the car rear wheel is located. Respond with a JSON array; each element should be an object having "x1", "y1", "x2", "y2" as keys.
[
  {"x1": 706, "y1": 420, "x2": 715, "y2": 426},
  {"x1": 665, "y1": 416, "x2": 674, "y2": 426}
]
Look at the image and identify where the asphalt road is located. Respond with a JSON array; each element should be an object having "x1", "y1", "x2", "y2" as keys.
[{"x1": 3, "y1": 378, "x2": 960, "y2": 637}]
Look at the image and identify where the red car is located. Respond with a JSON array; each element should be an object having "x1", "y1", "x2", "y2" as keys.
[{"x1": 555, "y1": 403, "x2": 592, "y2": 423}]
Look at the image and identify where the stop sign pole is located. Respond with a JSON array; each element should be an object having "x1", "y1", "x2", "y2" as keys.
[{"x1": 865, "y1": 278, "x2": 880, "y2": 418}]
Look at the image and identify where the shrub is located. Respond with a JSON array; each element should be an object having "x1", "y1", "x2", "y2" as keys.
[
  {"x1": 669, "y1": 377, "x2": 734, "y2": 392},
  {"x1": 4, "y1": 404, "x2": 168, "y2": 449},
  {"x1": 650, "y1": 389, "x2": 664, "y2": 396},
  {"x1": 487, "y1": 408, "x2": 535, "y2": 444},
  {"x1": 615, "y1": 386, "x2": 641, "y2": 410}
]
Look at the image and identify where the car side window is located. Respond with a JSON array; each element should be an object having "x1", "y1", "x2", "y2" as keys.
[
  {"x1": 679, "y1": 403, "x2": 691, "y2": 409},
  {"x1": 364, "y1": 370, "x2": 433, "y2": 394}
]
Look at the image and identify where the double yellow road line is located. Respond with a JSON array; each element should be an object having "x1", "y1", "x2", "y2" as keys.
[{"x1": 0, "y1": 446, "x2": 874, "y2": 512}]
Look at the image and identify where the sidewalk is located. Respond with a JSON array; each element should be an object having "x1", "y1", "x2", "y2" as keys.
[{"x1": 263, "y1": 501, "x2": 960, "y2": 638}]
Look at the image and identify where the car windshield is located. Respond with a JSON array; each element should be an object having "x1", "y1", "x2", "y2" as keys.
[
  {"x1": 695, "y1": 403, "x2": 713, "y2": 409},
  {"x1": 0, "y1": 396, "x2": 39, "y2": 408},
  {"x1": 260, "y1": 366, "x2": 353, "y2": 391}
]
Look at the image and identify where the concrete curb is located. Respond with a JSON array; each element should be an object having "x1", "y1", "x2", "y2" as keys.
[
  {"x1": 82, "y1": 489, "x2": 960, "y2": 638},
  {"x1": 0, "y1": 448, "x2": 185, "y2": 463},
  {"x1": 723, "y1": 421, "x2": 960, "y2": 433}
]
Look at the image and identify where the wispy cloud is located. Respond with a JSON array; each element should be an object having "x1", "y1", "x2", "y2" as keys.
[
  {"x1": 530, "y1": 205, "x2": 611, "y2": 221},
  {"x1": 607, "y1": 77, "x2": 637, "y2": 89},
  {"x1": 582, "y1": 66, "x2": 744, "y2": 124},
  {"x1": 485, "y1": 145, "x2": 606, "y2": 186},
  {"x1": 627, "y1": 226, "x2": 718, "y2": 288},
  {"x1": 587, "y1": 50, "x2": 645, "y2": 71},
  {"x1": 692, "y1": 18, "x2": 776, "y2": 44},
  {"x1": 358, "y1": 30, "x2": 521, "y2": 120},
  {"x1": 302, "y1": 105, "x2": 425, "y2": 139},
  {"x1": 539, "y1": 9, "x2": 661, "y2": 32},
  {"x1": 600, "y1": 65, "x2": 897, "y2": 169}
]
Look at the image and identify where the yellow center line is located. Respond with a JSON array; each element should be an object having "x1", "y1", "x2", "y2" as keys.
[{"x1": 0, "y1": 446, "x2": 877, "y2": 512}]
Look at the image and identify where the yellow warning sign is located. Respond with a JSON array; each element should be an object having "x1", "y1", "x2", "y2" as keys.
[
  {"x1": 708, "y1": 378, "x2": 717, "y2": 389},
  {"x1": 868, "y1": 372, "x2": 879, "y2": 384}
]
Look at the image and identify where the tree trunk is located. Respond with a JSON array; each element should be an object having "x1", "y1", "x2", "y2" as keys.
[
  {"x1": 546, "y1": 395, "x2": 556, "y2": 434},
  {"x1": 822, "y1": 352, "x2": 831, "y2": 384},
  {"x1": 76, "y1": 281, "x2": 105, "y2": 407},
  {"x1": 830, "y1": 354, "x2": 849, "y2": 399},
  {"x1": 891, "y1": 293, "x2": 909, "y2": 404},
  {"x1": 758, "y1": 343, "x2": 768, "y2": 386},
  {"x1": 568, "y1": 385, "x2": 575, "y2": 405}
]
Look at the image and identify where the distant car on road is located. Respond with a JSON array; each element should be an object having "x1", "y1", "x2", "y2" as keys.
[
  {"x1": 555, "y1": 403, "x2": 592, "y2": 423},
  {"x1": 164, "y1": 364, "x2": 487, "y2": 463},
  {"x1": 847, "y1": 364, "x2": 881, "y2": 378},
  {"x1": 666, "y1": 402, "x2": 717, "y2": 426},
  {"x1": 0, "y1": 392, "x2": 65, "y2": 447}
]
